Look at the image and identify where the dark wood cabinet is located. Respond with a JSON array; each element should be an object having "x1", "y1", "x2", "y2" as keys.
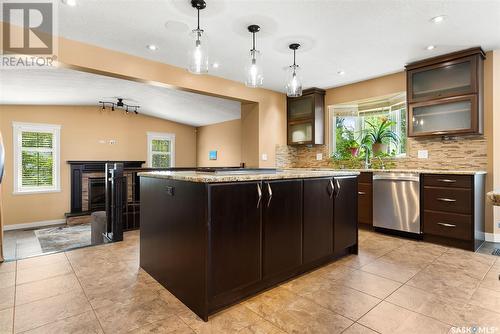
[
  {"x1": 287, "y1": 88, "x2": 325, "y2": 145},
  {"x1": 208, "y1": 182, "x2": 262, "y2": 298},
  {"x1": 262, "y1": 179, "x2": 303, "y2": 279},
  {"x1": 422, "y1": 173, "x2": 485, "y2": 251},
  {"x1": 334, "y1": 176, "x2": 358, "y2": 254},
  {"x1": 303, "y1": 178, "x2": 334, "y2": 264},
  {"x1": 357, "y1": 172, "x2": 373, "y2": 226},
  {"x1": 406, "y1": 47, "x2": 485, "y2": 137}
]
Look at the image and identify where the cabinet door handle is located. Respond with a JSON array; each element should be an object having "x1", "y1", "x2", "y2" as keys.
[
  {"x1": 256, "y1": 183, "x2": 262, "y2": 208},
  {"x1": 266, "y1": 183, "x2": 273, "y2": 207},
  {"x1": 358, "y1": 191, "x2": 366, "y2": 195},
  {"x1": 437, "y1": 179, "x2": 456, "y2": 183},
  {"x1": 437, "y1": 222, "x2": 456, "y2": 228},
  {"x1": 335, "y1": 179, "x2": 341, "y2": 198},
  {"x1": 329, "y1": 179, "x2": 334, "y2": 198},
  {"x1": 437, "y1": 197, "x2": 457, "y2": 202}
]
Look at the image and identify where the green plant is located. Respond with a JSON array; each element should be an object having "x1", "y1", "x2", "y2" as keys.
[{"x1": 362, "y1": 117, "x2": 399, "y2": 146}]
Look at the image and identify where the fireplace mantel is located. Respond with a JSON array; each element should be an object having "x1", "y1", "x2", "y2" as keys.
[{"x1": 66, "y1": 160, "x2": 144, "y2": 216}]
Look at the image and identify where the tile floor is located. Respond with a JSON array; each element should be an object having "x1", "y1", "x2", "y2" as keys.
[{"x1": 0, "y1": 229, "x2": 499, "y2": 333}]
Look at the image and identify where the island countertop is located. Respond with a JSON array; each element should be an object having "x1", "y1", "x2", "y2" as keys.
[
  {"x1": 292, "y1": 168, "x2": 486, "y2": 175},
  {"x1": 138, "y1": 169, "x2": 360, "y2": 183}
]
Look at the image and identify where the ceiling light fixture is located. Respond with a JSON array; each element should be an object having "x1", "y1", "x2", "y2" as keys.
[
  {"x1": 147, "y1": 44, "x2": 158, "y2": 51},
  {"x1": 245, "y1": 24, "x2": 264, "y2": 88},
  {"x1": 285, "y1": 43, "x2": 303, "y2": 97},
  {"x1": 99, "y1": 98, "x2": 140, "y2": 115},
  {"x1": 337, "y1": 70, "x2": 345, "y2": 75},
  {"x1": 430, "y1": 15, "x2": 446, "y2": 24},
  {"x1": 212, "y1": 62, "x2": 219, "y2": 68},
  {"x1": 62, "y1": 0, "x2": 77, "y2": 6},
  {"x1": 188, "y1": 0, "x2": 209, "y2": 74},
  {"x1": 426, "y1": 45, "x2": 436, "y2": 51}
]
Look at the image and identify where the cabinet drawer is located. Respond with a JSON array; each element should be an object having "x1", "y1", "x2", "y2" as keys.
[
  {"x1": 423, "y1": 174, "x2": 472, "y2": 188},
  {"x1": 358, "y1": 172, "x2": 373, "y2": 184},
  {"x1": 424, "y1": 210, "x2": 472, "y2": 241},
  {"x1": 358, "y1": 183, "x2": 372, "y2": 225},
  {"x1": 423, "y1": 187, "x2": 472, "y2": 214}
]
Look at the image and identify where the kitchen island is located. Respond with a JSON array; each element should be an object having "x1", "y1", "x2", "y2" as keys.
[{"x1": 139, "y1": 169, "x2": 359, "y2": 321}]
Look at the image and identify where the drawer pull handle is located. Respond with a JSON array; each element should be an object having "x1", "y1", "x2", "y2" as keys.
[
  {"x1": 358, "y1": 191, "x2": 366, "y2": 195},
  {"x1": 437, "y1": 222, "x2": 456, "y2": 228},
  {"x1": 437, "y1": 179, "x2": 456, "y2": 183},
  {"x1": 437, "y1": 197, "x2": 457, "y2": 202}
]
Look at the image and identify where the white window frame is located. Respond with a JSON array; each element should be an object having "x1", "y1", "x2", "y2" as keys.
[
  {"x1": 13, "y1": 122, "x2": 61, "y2": 195},
  {"x1": 147, "y1": 132, "x2": 175, "y2": 168}
]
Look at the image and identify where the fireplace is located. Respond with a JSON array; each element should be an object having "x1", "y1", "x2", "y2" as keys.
[{"x1": 88, "y1": 177, "x2": 106, "y2": 212}]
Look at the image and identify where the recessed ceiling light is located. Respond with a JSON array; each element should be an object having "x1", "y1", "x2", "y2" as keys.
[
  {"x1": 426, "y1": 45, "x2": 436, "y2": 51},
  {"x1": 146, "y1": 44, "x2": 158, "y2": 51},
  {"x1": 430, "y1": 15, "x2": 446, "y2": 24},
  {"x1": 62, "y1": 0, "x2": 77, "y2": 6},
  {"x1": 212, "y1": 63, "x2": 220, "y2": 69},
  {"x1": 337, "y1": 70, "x2": 345, "y2": 75}
]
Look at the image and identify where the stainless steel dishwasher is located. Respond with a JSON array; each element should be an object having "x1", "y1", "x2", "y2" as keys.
[{"x1": 373, "y1": 172, "x2": 421, "y2": 234}]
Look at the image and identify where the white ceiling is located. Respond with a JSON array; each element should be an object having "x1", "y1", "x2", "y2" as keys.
[
  {"x1": 56, "y1": 0, "x2": 500, "y2": 92},
  {"x1": 0, "y1": 68, "x2": 241, "y2": 127}
]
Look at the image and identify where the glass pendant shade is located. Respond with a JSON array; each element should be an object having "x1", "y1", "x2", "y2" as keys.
[
  {"x1": 286, "y1": 65, "x2": 302, "y2": 97},
  {"x1": 245, "y1": 49, "x2": 263, "y2": 87},
  {"x1": 188, "y1": 29, "x2": 209, "y2": 74}
]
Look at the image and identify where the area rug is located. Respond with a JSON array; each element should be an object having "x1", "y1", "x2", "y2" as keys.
[{"x1": 35, "y1": 224, "x2": 91, "y2": 253}]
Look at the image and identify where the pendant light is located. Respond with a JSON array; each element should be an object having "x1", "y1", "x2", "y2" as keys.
[
  {"x1": 245, "y1": 25, "x2": 263, "y2": 88},
  {"x1": 188, "y1": 0, "x2": 209, "y2": 74},
  {"x1": 285, "y1": 43, "x2": 303, "y2": 97}
]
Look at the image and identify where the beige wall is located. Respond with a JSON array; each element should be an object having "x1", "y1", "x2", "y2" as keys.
[
  {"x1": 491, "y1": 50, "x2": 500, "y2": 235},
  {"x1": 196, "y1": 119, "x2": 242, "y2": 167},
  {"x1": 0, "y1": 105, "x2": 197, "y2": 226}
]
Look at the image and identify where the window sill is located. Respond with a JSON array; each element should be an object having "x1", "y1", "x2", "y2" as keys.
[{"x1": 13, "y1": 188, "x2": 61, "y2": 195}]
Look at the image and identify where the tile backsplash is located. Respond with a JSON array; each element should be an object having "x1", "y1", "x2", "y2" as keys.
[{"x1": 276, "y1": 135, "x2": 487, "y2": 171}]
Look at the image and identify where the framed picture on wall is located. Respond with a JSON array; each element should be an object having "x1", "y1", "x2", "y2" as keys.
[{"x1": 209, "y1": 150, "x2": 217, "y2": 160}]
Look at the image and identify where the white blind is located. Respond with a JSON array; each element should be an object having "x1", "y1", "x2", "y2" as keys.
[{"x1": 21, "y1": 131, "x2": 54, "y2": 187}]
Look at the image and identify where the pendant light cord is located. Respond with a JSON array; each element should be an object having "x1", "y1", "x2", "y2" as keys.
[{"x1": 197, "y1": 8, "x2": 200, "y2": 30}]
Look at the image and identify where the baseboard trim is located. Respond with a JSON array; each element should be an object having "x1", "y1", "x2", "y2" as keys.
[
  {"x1": 3, "y1": 219, "x2": 66, "y2": 231},
  {"x1": 485, "y1": 232, "x2": 500, "y2": 243}
]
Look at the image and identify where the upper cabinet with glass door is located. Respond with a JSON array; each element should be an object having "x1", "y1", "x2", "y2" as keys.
[
  {"x1": 406, "y1": 48, "x2": 485, "y2": 137},
  {"x1": 287, "y1": 88, "x2": 325, "y2": 145}
]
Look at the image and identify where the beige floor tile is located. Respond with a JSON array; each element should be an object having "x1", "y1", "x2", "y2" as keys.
[
  {"x1": 0, "y1": 261, "x2": 16, "y2": 274},
  {"x1": 435, "y1": 250, "x2": 495, "y2": 280},
  {"x1": 315, "y1": 261, "x2": 355, "y2": 281},
  {"x1": 17, "y1": 252, "x2": 68, "y2": 270},
  {"x1": 263, "y1": 296, "x2": 353, "y2": 334},
  {"x1": 16, "y1": 273, "x2": 82, "y2": 306},
  {"x1": 480, "y1": 266, "x2": 500, "y2": 292},
  {"x1": 470, "y1": 287, "x2": 500, "y2": 314},
  {"x1": 386, "y1": 285, "x2": 500, "y2": 328},
  {"x1": 335, "y1": 252, "x2": 379, "y2": 269},
  {"x1": 16, "y1": 261, "x2": 73, "y2": 285},
  {"x1": 14, "y1": 290, "x2": 92, "y2": 333},
  {"x1": 243, "y1": 287, "x2": 299, "y2": 317},
  {"x1": 0, "y1": 271, "x2": 16, "y2": 288},
  {"x1": 128, "y1": 315, "x2": 193, "y2": 334},
  {"x1": 334, "y1": 269, "x2": 402, "y2": 299},
  {"x1": 281, "y1": 270, "x2": 335, "y2": 296},
  {"x1": 342, "y1": 323, "x2": 378, "y2": 334},
  {"x1": 361, "y1": 258, "x2": 420, "y2": 283},
  {"x1": 94, "y1": 296, "x2": 179, "y2": 333},
  {"x1": 21, "y1": 310, "x2": 103, "y2": 334},
  {"x1": 0, "y1": 286, "x2": 15, "y2": 311},
  {"x1": 238, "y1": 318, "x2": 286, "y2": 334},
  {"x1": 303, "y1": 285, "x2": 381, "y2": 321},
  {"x1": 358, "y1": 301, "x2": 451, "y2": 333},
  {"x1": 406, "y1": 263, "x2": 481, "y2": 301},
  {"x1": 0, "y1": 308, "x2": 13, "y2": 334}
]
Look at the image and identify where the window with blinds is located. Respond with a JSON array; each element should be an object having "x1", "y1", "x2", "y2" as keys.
[
  {"x1": 147, "y1": 132, "x2": 175, "y2": 168},
  {"x1": 13, "y1": 123, "x2": 61, "y2": 194}
]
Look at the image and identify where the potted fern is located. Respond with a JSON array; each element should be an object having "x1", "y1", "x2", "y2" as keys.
[{"x1": 363, "y1": 117, "x2": 399, "y2": 155}]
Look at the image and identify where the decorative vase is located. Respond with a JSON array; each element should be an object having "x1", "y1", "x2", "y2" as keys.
[
  {"x1": 349, "y1": 147, "x2": 359, "y2": 156},
  {"x1": 372, "y1": 143, "x2": 387, "y2": 154}
]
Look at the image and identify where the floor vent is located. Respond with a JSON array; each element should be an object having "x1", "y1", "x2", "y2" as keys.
[{"x1": 492, "y1": 248, "x2": 500, "y2": 256}]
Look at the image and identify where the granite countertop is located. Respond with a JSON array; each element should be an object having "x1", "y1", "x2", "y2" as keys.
[
  {"x1": 302, "y1": 168, "x2": 487, "y2": 175},
  {"x1": 138, "y1": 169, "x2": 360, "y2": 183},
  {"x1": 487, "y1": 190, "x2": 500, "y2": 206}
]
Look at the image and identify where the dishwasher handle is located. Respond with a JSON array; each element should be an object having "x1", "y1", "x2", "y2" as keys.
[{"x1": 373, "y1": 174, "x2": 420, "y2": 182}]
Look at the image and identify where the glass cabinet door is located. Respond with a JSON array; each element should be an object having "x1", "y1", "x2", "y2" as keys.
[
  {"x1": 409, "y1": 95, "x2": 476, "y2": 136},
  {"x1": 288, "y1": 96, "x2": 314, "y2": 120},
  {"x1": 288, "y1": 122, "x2": 313, "y2": 144},
  {"x1": 410, "y1": 57, "x2": 476, "y2": 102}
]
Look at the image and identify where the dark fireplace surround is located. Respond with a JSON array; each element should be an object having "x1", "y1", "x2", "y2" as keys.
[{"x1": 66, "y1": 160, "x2": 144, "y2": 217}]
